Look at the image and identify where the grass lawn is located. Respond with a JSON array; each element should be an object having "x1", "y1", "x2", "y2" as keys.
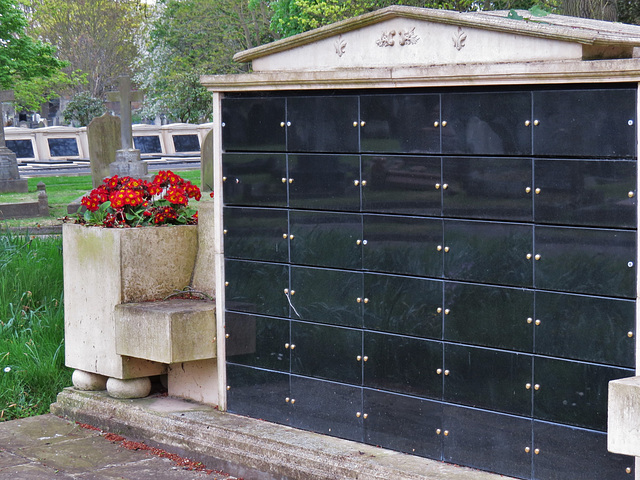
[
  {"x1": 0, "y1": 232, "x2": 69, "y2": 420},
  {"x1": 0, "y1": 170, "x2": 202, "y2": 229}
]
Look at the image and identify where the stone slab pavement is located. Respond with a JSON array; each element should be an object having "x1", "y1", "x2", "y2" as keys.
[{"x1": 0, "y1": 414, "x2": 237, "y2": 479}]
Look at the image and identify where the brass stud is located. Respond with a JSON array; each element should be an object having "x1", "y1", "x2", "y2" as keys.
[
  {"x1": 290, "y1": 290, "x2": 295, "y2": 295},
  {"x1": 437, "y1": 368, "x2": 443, "y2": 375},
  {"x1": 363, "y1": 356, "x2": 368, "y2": 362},
  {"x1": 289, "y1": 234, "x2": 294, "y2": 240},
  {"x1": 223, "y1": 229, "x2": 227, "y2": 234},
  {"x1": 356, "y1": 239, "x2": 362, "y2": 246},
  {"x1": 442, "y1": 121, "x2": 448, "y2": 127},
  {"x1": 227, "y1": 386, "x2": 231, "y2": 391},
  {"x1": 435, "y1": 183, "x2": 441, "y2": 190},
  {"x1": 225, "y1": 281, "x2": 229, "y2": 287},
  {"x1": 363, "y1": 413, "x2": 368, "y2": 419},
  {"x1": 437, "y1": 307, "x2": 443, "y2": 314},
  {"x1": 628, "y1": 331, "x2": 634, "y2": 338},
  {"x1": 436, "y1": 428, "x2": 442, "y2": 435},
  {"x1": 526, "y1": 383, "x2": 532, "y2": 390},
  {"x1": 290, "y1": 399, "x2": 295, "y2": 404},
  {"x1": 285, "y1": 343, "x2": 290, "y2": 349},
  {"x1": 353, "y1": 121, "x2": 358, "y2": 127},
  {"x1": 629, "y1": 191, "x2": 635, "y2": 198},
  {"x1": 525, "y1": 446, "x2": 531, "y2": 453},
  {"x1": 626, "y1": 467, "x2": 632, "y2": 474},
  {"x1": 535, "y1": 319, "x2": 541, "y2": 326},
  {"x1": 434, "y1": 121, "x2": 440, "y2": 127},
  {"x1": 437, "y1": 245, "x2": 443, "y2": 252},
  {"x1": 526, "y1": 187, "x2": 531, "y2": 193},
  {"x1": 356, "y1": 411, "x2": 362, "y2": 417},
  {"x1": 527, "y1": 317, "x2": 533, "y2": 324},
  {"x1": 284, "y1": 288, "x2": 289, "y2": 294},
  {"x1": 535, "y1": 188, "x2": 541, "y2": 195},
  {"x1": 534, "y1": 384, "x2": 540, "y2": 391},
  {"x1": 364, "y1": 298, "x2": 369, "y2": 304},
  {"x1": 444, "y1": 430, "x2": 449, "y2": 436},
  {"x1": 444, "y1": 308, "x2": 450, "y2": 315},
  {"x1": 354, "y1": 180, "x2": 360, "y2": 186},
  {"x1": 280, "y1": 122, "x2": 285, "y2": 127},
  {"x1": 534, "y1": 254, "x2": 541, "y2": 261},
  {"x1": 357, "y1": 297, "x2": 362, "y2": 303},
  {"x1": 444, "y1": 370, "x2": 450, "y2": 376},
  {"x1": 533, "y1": 120, "x2": 539, "y2": 126},
  {"x1": 357, "y1": 355, "x2": 362, "y2": 361},
  {"x1": 223, "y1": 176, "x2": 227, "y2": 182},
  {"x1": 526, "y1": 253, "x2": 532, "y2": 260},
  {"x1": 225, "y1": 333, "x2": 230, "y2": 339},
  {"x1": 282, "y1": 178, "x2": 287, "y2": 183},
  {"x1": 444, "y1": 246, "x2": 450, "y2": 253},
  {"x1": 361, "y1": 121, "x2": 366, "y2": 127},
  {"x1": 361, "y1": 180, "x2": 367, "y2": 187},
  {"x1": 534, "y1": 448, "x2": 540, "y2": 455},
  {"x1": 363, "y1": 240, "x2": 368, "y2": 245},
  {"x1": 525, "y1": 120, "x2": 531, "y2": 127},
  {"x1": 443, "y1": 184, "x2": 449, "y2": 190},
  {"x1": 285, "y1": 397, "x2": 290, "y2": 402},
  {"x1": 289, "y1": 178, "x2": 294, "y2": 184},
  {"x1": 290, "y1": 344, "x2": 296, "y2": 350},
  {"x1": 283, "y1": 233, "x2": 288, "y2": 239}
]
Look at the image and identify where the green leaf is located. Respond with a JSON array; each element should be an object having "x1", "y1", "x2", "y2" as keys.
[
  {"x1": 528, "y1": 5, "x2": 549, "y2": 17},
  {"x1": 507, "y1": 9, "x2": 524, "y2": 20}
]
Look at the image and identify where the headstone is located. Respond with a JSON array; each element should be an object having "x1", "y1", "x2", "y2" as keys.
[
  {"x1": 106, "y1": 76, "x2": 147, "y2": 178},
  {"x1": 0, "y1": 90, "x2": 28, "y2": 193},
  {"x1": 88, "y1": 112, "x2": 121, "y2": 187},
  {"x1": 200, "y1": 129, "x2": 213, "y2": 192}
]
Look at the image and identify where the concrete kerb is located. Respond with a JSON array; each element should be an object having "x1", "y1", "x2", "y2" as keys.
[{"x1": 51, "y1": 388, "x2": 509, "y2": 480}]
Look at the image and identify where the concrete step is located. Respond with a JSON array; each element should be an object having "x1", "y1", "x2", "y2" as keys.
[{"x1": 51, "y1": 388, "x2": 512, "y2": 480}]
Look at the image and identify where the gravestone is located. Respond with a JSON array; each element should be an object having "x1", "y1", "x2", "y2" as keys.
[
  {"x1": 88, "y1": 113, "x2": 121, "y2": 187},
  {"x1": 0, "y1": 90, "x2": 28, "y2": 193},
  {"x1": 106, "y1": 76, "x2": 147, "y2": 178}
]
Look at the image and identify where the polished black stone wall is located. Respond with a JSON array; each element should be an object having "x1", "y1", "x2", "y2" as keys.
[{"x1": 222, "y1": 85, "x2": 637, "y2": 479}]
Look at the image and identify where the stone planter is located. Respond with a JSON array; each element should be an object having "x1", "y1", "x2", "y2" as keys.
[{"x1": 63, "y1": 223, "x2": 199, "y2": 387}]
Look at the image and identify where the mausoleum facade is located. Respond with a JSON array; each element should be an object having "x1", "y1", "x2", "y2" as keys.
[{"x1": 200, "y1": 7, "x2": 640, "y2": 479}]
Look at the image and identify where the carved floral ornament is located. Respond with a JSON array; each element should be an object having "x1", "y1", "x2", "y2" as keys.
[
  {"x1": 334, "y1": 34, "x2": 347, "y2": 57},
  {"x1": 376, "y1": 26, "x2": 420, "y2": 47},
  {"x1": 453, "y1": 26, "x2": 467, "y2": 51}
]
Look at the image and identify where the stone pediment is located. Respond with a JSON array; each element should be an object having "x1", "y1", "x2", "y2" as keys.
[{"x1": 234, "y1": 6, "x2": 640, "y2": 72}]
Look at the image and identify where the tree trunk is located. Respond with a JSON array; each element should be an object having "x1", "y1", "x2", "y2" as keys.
[{"x1": 562, "y1": 0, "x2": 618, "y2": 21}]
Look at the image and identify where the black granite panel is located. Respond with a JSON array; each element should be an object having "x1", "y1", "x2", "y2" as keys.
[
  {"x1": 134, "y1": 135, "x2": 162, "y2": 153},
  {"x1": 535, "y1": 291, "x2": 635, "y2": 367},
  {"x1": 360, "y1": 94, "x2": 441, "y2": 153},
  {"x1": 224, "y1": 259, "x2": 289, "y2": 317},
  {"x1": 222, "y1": 97, "x2": 286, "y2": 151},
  {"x1": 290, "y1": 322, "x2": 362, "y2": 385},
  {"x1": 222, "y1": 153, "x2": 287, "y2": 207},
  {"x1": 533, "y1": 357, "x2": 633, "y2": 431},
  {"x1": 444, "y1": 282, "x2": 534, "y2": 352},
  {"x1": 441, "y1": 91, "x2": 532, "y2": 155},
  {"x1": 172, "y1": 134, "x2": 200, "y2": 152},
  {"x1": 288, "y1": 154, "x2": 360, "y2": 211},
  {"x1": 363, "y1": 273, "x2": 442, "y2": 339},
  {"x1": 361, "y1": 155, "x2": 442, "y2": 215},
  {"x1": 534, "y1": 225, "x2": 636, "y2": 298},
  {"x1": 6, "y1": 139, "x2": 34, "y2": 158},
  {"x1": 48, "y1": 137, "x2": 78, "y2": 156},
  {"x1": 363, "y1": 214, "x2": 443, "y2": 277},
  {"x1": 223, "y1": 207, "x2": 289, "y2": 262},
  {"x1": 534, "y1": 159, "x2": 636, "y2": 228},
  {"x1": 443, "y1": 156, "x2": 533, "y2": 222},
  {"x1": 533, "y1": 421, "x2": 634, "y2": 480}
]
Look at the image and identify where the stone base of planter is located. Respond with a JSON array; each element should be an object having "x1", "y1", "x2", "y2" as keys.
[
  {"x1": 72, "y1": 370, "x2": 108, "y2": 391},
  {"x1": 106, "y1": 377, "x2": 152, "y2": 399},
  {"x1": 115, "y1": 299, "x2": 216, "y2": 364}
]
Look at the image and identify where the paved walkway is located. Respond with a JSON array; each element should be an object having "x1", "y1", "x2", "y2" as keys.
[{"x1": 0, "y1": 414, "x2": 237, "y2": 479}]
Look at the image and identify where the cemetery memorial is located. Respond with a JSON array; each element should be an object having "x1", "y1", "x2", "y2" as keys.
[
  {"x1": 0, "y1": 90, "x2": 28, "y2": 193},
  {"x1": 199, "y1": 6, "x2": 640, "y2": 480}
]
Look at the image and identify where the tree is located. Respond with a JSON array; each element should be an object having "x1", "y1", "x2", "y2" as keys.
[
  {"x1": 617, "y1": 0, "x2": 640, "y2": 24},
  {"x1": 135, "y1": 0, "x2": 273, "y2": 123},
  {"x1": 62, "y1": 91, "x2": 106, "y2": 127},
  {"x1": 0, "y1": 0, "x2": 65, "y2": 91},
  {"x1": 26, "y1": 0, "x2": 146, "y2": 98}
]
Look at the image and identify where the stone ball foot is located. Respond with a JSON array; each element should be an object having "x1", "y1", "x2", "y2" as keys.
[
  {"x1": 72, "y1": 370, "x2": 108, "y2": 391},
  {"x1": 106, "y1": 377, "x2": 152, "y2": 399}
]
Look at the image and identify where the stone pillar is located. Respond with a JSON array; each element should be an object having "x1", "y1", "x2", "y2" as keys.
[{"x1": 0, "y1": 90, "x2": 27, "y2": 193}]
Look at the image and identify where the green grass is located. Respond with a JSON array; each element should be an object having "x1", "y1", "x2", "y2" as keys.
[
  {"x1": 0, "y1": 231, "x2": 70, "y2": 420},
  {"x1": 0, "y1": 170, "x2": 202, "y2": 229}
]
